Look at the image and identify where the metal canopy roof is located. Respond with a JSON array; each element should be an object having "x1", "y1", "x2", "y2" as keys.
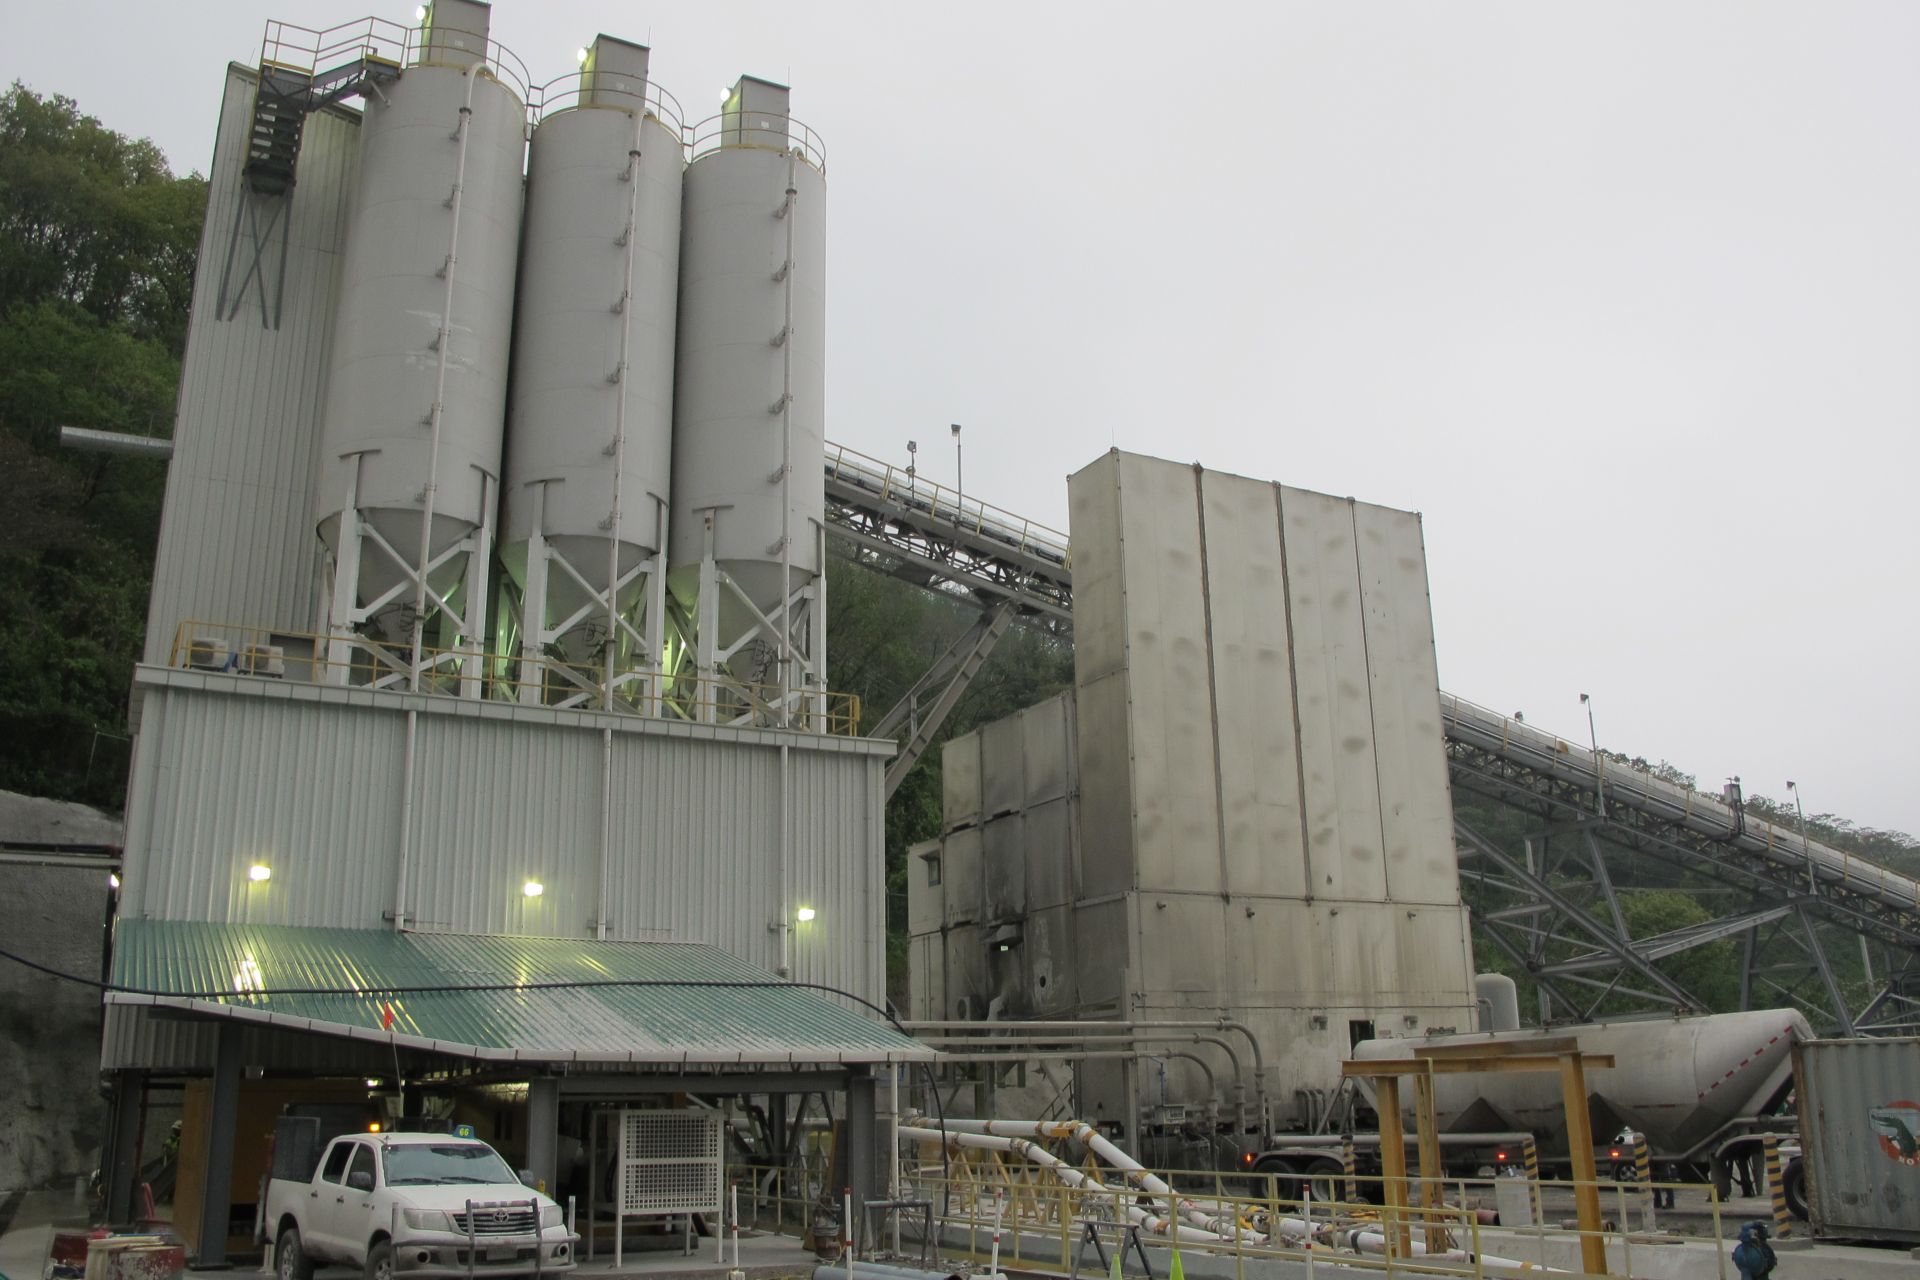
[{"x1": 107, "y1": 920, "x2": 933, "y2": 1067}]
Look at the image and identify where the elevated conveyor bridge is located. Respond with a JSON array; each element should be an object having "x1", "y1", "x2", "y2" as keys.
[{"x1": 820, "y1": 441, "x2": 1920, "y2": 1033}]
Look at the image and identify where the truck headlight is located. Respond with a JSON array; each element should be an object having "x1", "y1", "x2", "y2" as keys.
[
  {"x1": 403, "y1": 1209, "x2": 455, "y2": 1231},
  {"x1": 540, "y1": 1205, "x2": 564, "y2": 1231}
]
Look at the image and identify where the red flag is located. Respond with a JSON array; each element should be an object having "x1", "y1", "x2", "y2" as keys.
[{"x1": 381, "y1": 1003, "x2": 395, "y2": 1030}]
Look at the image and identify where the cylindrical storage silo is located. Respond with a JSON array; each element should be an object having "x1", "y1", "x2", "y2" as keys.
[
  {"x1": 502, "y1": 38, "x2": 684, "y2": 674},
  {"x1": 668, "y1": 77, "x2": 826, "y2": 672},
  {"x1": 313, "y1": 2, "x2": 526, "y2": 650}
]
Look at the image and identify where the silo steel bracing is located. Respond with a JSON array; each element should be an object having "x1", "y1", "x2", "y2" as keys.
[
  {"x1": 313, "y1": 2, "x2": 527, "y2": 692},
  {"x1": 669, "y1": 78, "x2": 828, "y2": 721},
  {"x1": 502, "y1": 38, "x2": 684, "y2": 707}
]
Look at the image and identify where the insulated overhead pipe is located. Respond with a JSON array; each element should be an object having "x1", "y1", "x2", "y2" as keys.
[{"x1": 904, "y1": 1019, "x2": 1266, "y2": 1132}]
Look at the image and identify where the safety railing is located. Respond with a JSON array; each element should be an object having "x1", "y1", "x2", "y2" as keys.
[
  {"x1": 686, "y1": 110, "x2": 827, "y2": 172},
  {"x1": 257, "y1": 15, "x2": 535, "y2": 113},
  {"x1": 167, "y1": 621, "x2": 861, "y2": 736},
  {"x1": 825, "y1": 441, "x2": 1072, "y2": 568},
  {"x1": 720, "y1": 1153, "x2": 1747, "y2": 1279},
  {"x1": 531, "y1": 70, "x2": 685, "y2": 133}
]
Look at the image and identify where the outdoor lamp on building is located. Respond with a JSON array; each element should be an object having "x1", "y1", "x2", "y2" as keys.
[
  {"x1": 795, "y1": 905, "x2": 816, "y2": 922},
  {"x1": 523, "y1": 879, "x2": 544, "y2": 898},
  {"x1": 248, "y1": 863, "x2": 272, "y2": 883}
]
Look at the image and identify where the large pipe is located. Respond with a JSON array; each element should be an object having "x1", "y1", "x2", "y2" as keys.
[
  {"x1": 58, "y1": 426, "x2": 174, "y2": 459},
  {"x1": 905, "y1": 1021, "x2": 1260, "y2": 1129},
  {"x1": 903, "y1": 1122, "x2": 1556, "y2": 1273},
  {"x1": 925, "y1": 1049, "x2": 1218, "y2": 1117}
]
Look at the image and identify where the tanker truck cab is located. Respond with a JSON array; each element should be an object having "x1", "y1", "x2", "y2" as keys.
[{"x1": 266, "y1": 1132, "x2": 577, "y2": 1280}]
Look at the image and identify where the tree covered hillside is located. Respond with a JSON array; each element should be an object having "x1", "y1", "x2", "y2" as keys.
[{"x1": 0, "y1": 85, "x2": 204, "y2": 806}]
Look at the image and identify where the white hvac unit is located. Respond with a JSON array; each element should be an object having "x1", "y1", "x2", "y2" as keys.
[
  {"x1": 187, "y1": 637, "x2": 232, "y2": 671},
  {"x1": 613, "y1": 1109, "x2": 722, "y2": 1265},
  {"x1": 242, "y1": 644, "x2": 286, "y2": 678}
]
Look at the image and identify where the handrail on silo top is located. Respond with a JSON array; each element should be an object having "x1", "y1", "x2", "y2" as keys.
[
  {"x1": 685, "y1": 111, "x2": 827, "y2": 173},
  {"x1": 530, "y1": 71, "x2": 687, "y2": 137},
  {"x1": 255, "y1": 17, "x2": 534, "y2": 120}
]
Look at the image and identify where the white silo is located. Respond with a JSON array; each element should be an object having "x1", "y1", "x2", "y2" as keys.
[
  {"x1": 313, "y1": 0, "x2": 528, "y2": 691},
  {"x1": 501, "y1": 37, "x2": 684, "y2": 708},
  {"x1": 669, "y1": 77, "x2": 828, "y2": 722}
]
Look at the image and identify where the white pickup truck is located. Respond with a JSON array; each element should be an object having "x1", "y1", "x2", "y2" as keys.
[{"x1": 263, "y1": 1131, "x2": 577, "y2": 1280}]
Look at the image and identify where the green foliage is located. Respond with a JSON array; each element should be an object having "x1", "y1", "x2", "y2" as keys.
[
  {"x1": 0, "y1": 85, "x2": 201, "y2": 807},
  {"x1": 825, "y1": 553, "x2": 1073, "y2": 1004},
  {"x1": 0, "y1": 84, "x2": 205, "y2": 357}
]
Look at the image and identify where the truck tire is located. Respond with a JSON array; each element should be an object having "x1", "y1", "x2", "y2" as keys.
[
  {"x1": 1782, "y1": 1158, "x2": 1809, "y2": 1221},
  {"x1": 365, "y1": 1238, "x2": 393, "y2": 1280},
  {"x1": 276, "y1": 1227, "x2": 314, "y2": 1280},
  {"x1": 1304, "y1": 1158, "x2": 1347, "y2": 1206}
]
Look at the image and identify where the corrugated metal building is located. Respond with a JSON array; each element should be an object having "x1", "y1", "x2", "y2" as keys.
[
  {"x1": 910, "y1": 452, "x2": 1477, "y2": 1136},
  {"x1": 103, "y1": 22, "x2": 907, "y2": 1264},
  {"x1": 142, "y1": 65, "x2": 361, "y2": 665}
]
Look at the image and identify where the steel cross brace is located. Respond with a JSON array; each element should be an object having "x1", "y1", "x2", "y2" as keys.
[{"x1": 1455, "y1": 817, "x2": 1705, "y2": 1013}]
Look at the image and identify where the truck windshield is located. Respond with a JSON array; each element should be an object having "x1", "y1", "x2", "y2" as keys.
[{"x1": 382, "y1": 1144, "x2": 517, "y2": 1186}]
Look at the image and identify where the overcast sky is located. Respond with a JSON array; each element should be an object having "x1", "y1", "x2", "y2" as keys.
[{"x1": 6, "y1": 2, "x2": 1916, "y2": 835}]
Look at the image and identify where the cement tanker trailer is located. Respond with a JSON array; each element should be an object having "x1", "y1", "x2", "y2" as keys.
[{"x1": 1341, "y1": 1008, "x2": 1810, "y2": 1195}]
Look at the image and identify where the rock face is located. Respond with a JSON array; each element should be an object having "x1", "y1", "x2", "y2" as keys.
[{"x1": 0, "y1": 790, "x2": 122, "y2": 1197}]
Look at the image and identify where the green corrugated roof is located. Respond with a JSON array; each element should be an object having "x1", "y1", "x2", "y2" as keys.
[{"x1": 108, "y1": 920, "x2": 933, "y2": 1066}]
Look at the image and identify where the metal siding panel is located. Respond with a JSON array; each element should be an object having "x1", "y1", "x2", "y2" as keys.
[
  {"x1": 1066, "y1": 453, "x2": 1126, "y2": 684},
  {"x1": 125, "y1": 684, "x2": 403, "y2": 927},
  {"x1": 982, "y1": 814, "x2": 1024, "y2": 923},
  {"x1": 1353, "y1": 502, "x2": 1458, "y2": 905},
  {"x1": 146, "y1": 69, "x2": 359, "y2": 662},
  {"x1": 1113, "y1": 455, "x2": 1220, "y2": 895},
  {"x1": 1069, "y1": 899, "x2": 1128, "y2": 1014},
  {"x1": 1021, "y1": 694, "x2": 1071, "y2": 807},
  {"x1": 1073, "y1": 672, "x2": 1133, "y2": 899},
  {"x1": 943, "y1": 923, "x2": 987, "y2": 1020},
  {"x1": 905, "y1": 839, "x2": 943, "y2": 936},
  {"x1": 941, "y1": 732, "x2": 982, "y2": 832},
  {"x1": 1023, "y1": 798, "x2": 1072, "y2": 912},
  {"x1": 942, "y1": 827, "x2": 983, "y2": 927},
  {"x1": 1279, "y1": 486, "x2": 1387, "y2": 902},
  {"x1": 980, "y1": 715, "x2": 1024, "y2": 818},
  {"x1": 1199, "y1": 470, "x2": 1307, "y2": 898},
  {"x1": 907, "y1": 932, "x2": 944, "y2": 1022},
  {"x1": 1026, "y1": 905, "x2": 1075, "y2": 1016},
  {"x1": 1135, "y1": 893, "x2": 1226, "y2": 999}
]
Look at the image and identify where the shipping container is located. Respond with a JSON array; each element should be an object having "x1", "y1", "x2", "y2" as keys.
[{"x1": 1792, "y1": 1036, "x2": 1920, "y2": 1244}]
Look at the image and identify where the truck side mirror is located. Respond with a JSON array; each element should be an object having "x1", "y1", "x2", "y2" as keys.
[
  {"x1": 348, "y1": 1171, "x2": 374, "y2": 1192},
  {"x1": 517, "y1": 1169, "x2": 535, "y2": 1187}
]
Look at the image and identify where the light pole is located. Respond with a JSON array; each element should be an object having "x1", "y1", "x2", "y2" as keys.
[
  {"x1": 1786, "y1": 780, "x2": 1816, "y2": 895},
  {"x1": 1579, "y1": 693, "x2": 1603, "y2": 818},
  {"x1": 950, "y1": 423, "x2": 963, "y2": 523},
  {"x1": 905, "y1": 439, "x2": 917, "y2": 497}
]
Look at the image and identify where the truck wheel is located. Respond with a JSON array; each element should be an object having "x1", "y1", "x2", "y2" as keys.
[
  {"x1": 276, "y1": 1227, "x2": 314, "y2": 1280},
  {"x1": 365, "y1": 1239, "x2": 393, "y2": 1280},
  {"x1": 1782, "y1": 1158, "x2": 1809, "y2": 1221},
  {"x1": 1305, "y1": 1158, "x2": 1347, "y2": 1205}
]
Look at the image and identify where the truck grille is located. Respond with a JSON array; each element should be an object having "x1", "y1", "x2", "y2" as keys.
[{"x1": 452, "y1": 1208, "x2": 537, "y2": 1235}]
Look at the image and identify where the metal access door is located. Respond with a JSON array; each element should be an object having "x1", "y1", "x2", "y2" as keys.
[{"x1": 614, "y1": 1109, "x2": 724, "y2": 1265}]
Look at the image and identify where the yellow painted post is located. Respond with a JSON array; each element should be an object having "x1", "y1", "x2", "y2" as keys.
[
  {"x1": 1763, "y1": 1134, "x2": 1792, "y2": 1239},
  {"x1": 1413, "y1": 1072, "x2": 1446, "y2": 1256},
  {"x1": 1633, "y1": 1130, "x2": 1656, "y2": 1233},
  {"x1": 1521, "y1": 1136, "x2": 1541, "y2": 1225},
  {"x1": 1341, "y1": 1134, "x2": 1357, "y2": 1207},
  {"x1": 1375, "y1": 1076, "x2": 1410, "y2": 1262},
  {"x1": 1557, "y1": 1052, "x2": 1609, "y2": 1279}
]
